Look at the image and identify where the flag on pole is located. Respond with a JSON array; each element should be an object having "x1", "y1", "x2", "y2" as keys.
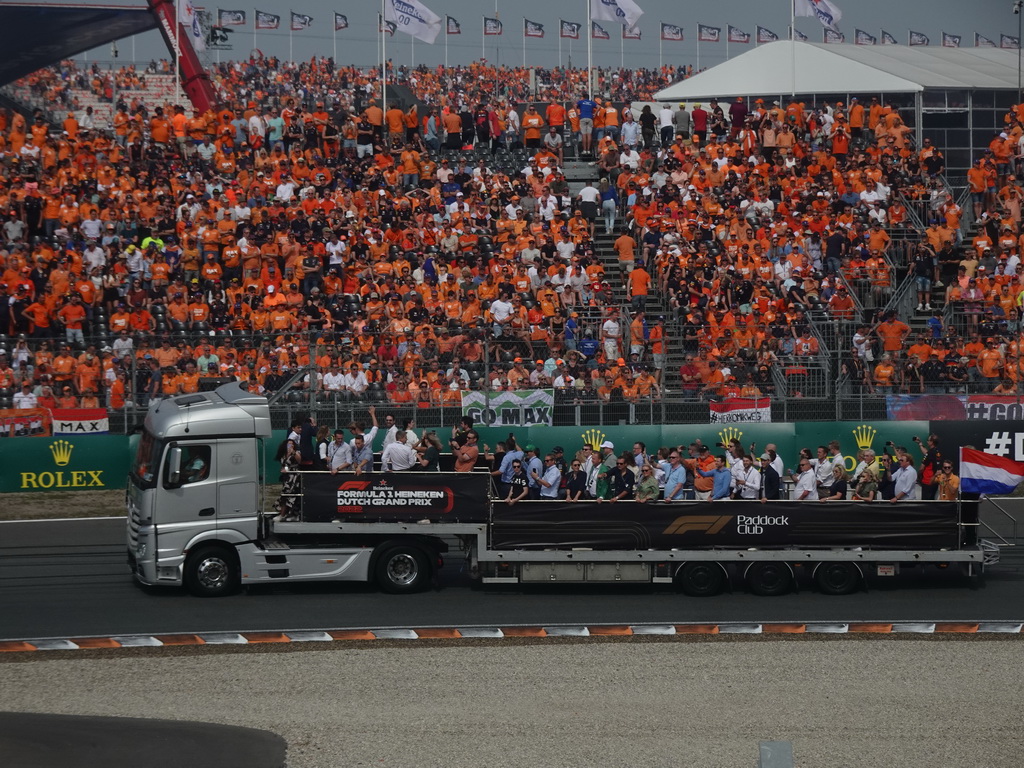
[
  {"x1": 794, "y1": 0, "x2": 842, "y2": 32},
  {"x1": 909, "y1": 30, "x2": 929, "y2": 46},
  {"x1": 975, "y1": 32, "x2": 996, "y2": 47},
  {"x1": 855, "y1": 29, "x2": 876, "y2": 45},
  {"x1": 378, "y1": 14, "x2": 397, "y2": 35},
  {"x1": 881, "y1": 30, "x2": 898, "y2": 44},
  {"x1": 333, "y1": 12, "x2": 348, "y2": 30},
  {"x1": 823, "y1": 28, "x2": 845, "y2": 43},
  {"x1": 756, "y1": 26, "x2": 779, "y2": 43},
  {"x1": 385, "y1": 0, "x2": 443, "y2": 44},
  {"x1": 623, "y1": 24, "x2": 642, "y2": 40},
  {"x1": 1002, "y1": 33, "x2": 1021, "y2": 49},
  {"x1": 218, "y1": 9, "x2": 246, "y2": 26},
  {"x1": 178, "y1": 0, "x2": 206, "y2": 50},
  {"x1": 960, "y1": 447, "x2": 1024, "y2": 495},
  {"x1": 290, "y1": 12, "x2": 313, "y2": 31},
  {"x1": 942, "y1": 31, "x2": 961, "y2": 48},
  {"x1": 698, "y1": 24, "x2": 721, "y2": 42},
  {"x1": 590, "y1": 0, "x2": 644, "y2": 29},
  {"x1": 560, "y1": 20, "x2": 581, "y2": 39},
  {"x1": 446, "y1": 16, "x2": 461, "y2": 34},
  {"x1": 792, "y1": 27, "x2": 809, "y2": 41},
  {"x1": 661, "y1": 23, "x2": 683, "y2": 41},
  {"x1": 591, "y1": 20, "x2": 610, "y2": 40},
  {"x1": 484, "y1": 17, "x2": 503, "y2": 36},
  {"x1": 525, "y1": 19, "x2": 545, "y2": 38},
  {"x1": 255, "y1": 10, "x2": 280, "y2": 29},
  {"x1": 728, "y1": 25, "x2": 750, "y2": 43}
]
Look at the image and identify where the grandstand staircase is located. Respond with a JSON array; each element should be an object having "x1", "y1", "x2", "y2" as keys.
[{"x1": 563, "y1": 156, "x2": 684, "y2": 386}]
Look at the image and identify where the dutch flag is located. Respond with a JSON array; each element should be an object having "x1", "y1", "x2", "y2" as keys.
[{"x1": 960, "y1": 448, "x2": 1024, "y2": 496}]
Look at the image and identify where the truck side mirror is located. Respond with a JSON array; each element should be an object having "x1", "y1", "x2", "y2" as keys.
[{"x1": 167, "y1": 446, "x2": 183, "y2": 486}]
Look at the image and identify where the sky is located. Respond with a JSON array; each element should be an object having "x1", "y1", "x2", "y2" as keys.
[{"x1": 44, "y1": 0, "x2": 1024, "y2": 71}]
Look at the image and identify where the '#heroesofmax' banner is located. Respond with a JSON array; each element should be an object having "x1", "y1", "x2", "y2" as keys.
[
  {"x1": 300, "y1": 472, "x2": 490, "y2": 523},
  {"x1": 709, "y1": 397, "x2": 771, "y2": 423},
  {"x1": 491, "y1": 500, "x2": 967, "y2": 551}
]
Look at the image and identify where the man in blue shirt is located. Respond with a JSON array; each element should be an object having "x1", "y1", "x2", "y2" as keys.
[
  {"x1": 577, "y1": 96, "x2": 597, "y2": 156},
  {"x1": 663, "y1": 450, "x2": 689, "y2": 501},
  {"x1": 699, "y1": 455, "x2": 733, "y2": 500},
  {"x1": 523, "y1": 444, "x2": 544, "y2": 499}
]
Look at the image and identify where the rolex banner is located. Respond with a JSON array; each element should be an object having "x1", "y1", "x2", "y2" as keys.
[
  {"x1": 298, "y1": 472, "x2": 491, "y2": 523},
  {"x1": 461, "y1": 389, "x2": 554, "y2": 427},
  {"x1": 709, "y1": 397, "x2": 771, "y2": 423},
  {"x1": 0, "y1": 435, "x2": 132, "y2": 492}
]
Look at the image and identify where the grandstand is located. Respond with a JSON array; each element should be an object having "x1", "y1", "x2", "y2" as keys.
[{"x1": 0, "y1": 51, "x2": 1021, "y2": 431}]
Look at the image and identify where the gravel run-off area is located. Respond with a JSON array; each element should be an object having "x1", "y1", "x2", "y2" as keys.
[{"x1": 2, "y1": 636, "x2": 1021, "y2": 767}]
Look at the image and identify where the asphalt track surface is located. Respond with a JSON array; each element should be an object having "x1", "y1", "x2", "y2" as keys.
[{"x1": 1, "y1": 518, "x2": 1022, "y2": 640}]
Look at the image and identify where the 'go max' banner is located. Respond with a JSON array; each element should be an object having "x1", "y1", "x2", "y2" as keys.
[
  {"x1": 887, "y1": 395, "x2": 1024, "y2": 421},
  {"x1": 461, "y1": 389, "x2": 554, "y2": 427}
]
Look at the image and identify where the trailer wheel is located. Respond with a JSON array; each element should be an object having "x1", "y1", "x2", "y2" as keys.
[
  {"x1": 375, "y1": 546, "x2": 430, "y2": 594},
  {"x1": 745, "y1": 562, "x2": 793, "y2": 596},
  {"x1": 814, "y1": 562, "x2": 862, "y2": 595},
  {"x1": 676, "y1": 562, "x2": 726, "y2": 597},
  {"x1": 183, "y1": 545, "x2": 239, "y2": 597}
]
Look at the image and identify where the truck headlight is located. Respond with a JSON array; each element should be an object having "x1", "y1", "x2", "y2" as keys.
[{"x1": 136, "y1": 542, "x2": 147, "y2": 558}]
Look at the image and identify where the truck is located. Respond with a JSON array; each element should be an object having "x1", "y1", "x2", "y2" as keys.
[{"x1": 127, "y1": 383, "x2": 1000, "y2": 597}]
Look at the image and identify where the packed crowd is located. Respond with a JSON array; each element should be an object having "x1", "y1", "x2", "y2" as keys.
[{"x1": 1, "y1": 53, "x2": 1023, "y2": 411}]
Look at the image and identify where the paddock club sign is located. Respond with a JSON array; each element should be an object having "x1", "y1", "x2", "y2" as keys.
[
  {"x1": 0, "y1": 436, "x2": 133, "y2": 493},
  {"x1": 300, "y1": 472, "x2": 491, "y2": 523}
]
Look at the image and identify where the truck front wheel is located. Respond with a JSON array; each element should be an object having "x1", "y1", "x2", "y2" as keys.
[
  {"x1": 375, "y1": 546, "x2": 430, "y2": 594},
  {"x1": 184, "y1": 545, "x2": 240, "y2": 597}
]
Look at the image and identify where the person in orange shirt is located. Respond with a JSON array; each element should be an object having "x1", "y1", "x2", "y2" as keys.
[
  {"x1": 521, "y1": 105, "x2": 544, "y2": 149},
  {"x1": 873, "y1": 354, "x2": 897, "y2": 393}
]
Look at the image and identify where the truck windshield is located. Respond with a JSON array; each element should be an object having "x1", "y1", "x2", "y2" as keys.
[{"x1": 131, "y1": 430, "x2": 164, "y2": 490}]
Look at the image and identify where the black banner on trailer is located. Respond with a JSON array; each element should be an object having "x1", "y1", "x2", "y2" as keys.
[
  {"x1": 491, "y1": 500, "x2": 967, "y2": 551},
  {"x1": 299, "y1": 472, "x2": 491, "y2": 523},
  {"x1": 929, "y1": 420, "x2": 1024, "y2": 468}
]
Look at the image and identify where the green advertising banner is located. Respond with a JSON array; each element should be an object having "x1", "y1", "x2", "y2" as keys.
[
  {"x1": 0, "y1": 421, "x2": 932, "y2": 493},
  {"x1": 0, "y1": 435, "x2": 135, "y2": 493}
]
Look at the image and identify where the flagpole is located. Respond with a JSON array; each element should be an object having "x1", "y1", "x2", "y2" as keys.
[
  {"x1": 620, "y1": 28, "x2": 624, "y2": 69},
  {"x1": 445, "y1": 26, "x2": 449, "y2": 68},
  {"x1": 289, "y1": 13, "x2": 293, "y2": 63},
  {"x1": 697, "y1": 40, "x2": 700, "y2": 71},
  {"x1": 790, "y1": 0, "x2": 797, "y2": 97},
  {"x1": 726, "y1": 35, "x2": 730, "y2": 61},
  {"x1": 333, "y1": 22, "x2": 337, "y2": 63},
  {"x1": 482, "y1": 17, "x2": 485, "y2": 62},
  {"x1": 587, "y1": 0, "x2": 593, "y2": 99},
  {"x1": 253, "y1": 13, "x2": 257, "y2": 55},
  {"x1": 412, "y1": 32, "x2": 415, "y2": 68},
  {"x1": 175, "y1": 2, "x2": 181, "y2": 107},
  {"x1": 523, "y1": 18, "x2": 526, "y2": 68},
  {"x1": 382, "y1": 0, "x2": 387, "y2": 118},
  {"x1": 559, "y1": 27, "x2": 562, "y2": 69},
  {"x1": 659, "y1": 31, "x2": 662, "y2": 70}
]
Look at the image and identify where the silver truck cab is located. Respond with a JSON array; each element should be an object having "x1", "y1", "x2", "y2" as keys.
[{"x1": 127, "y1": 383, "x2": 271, "y2": 590}]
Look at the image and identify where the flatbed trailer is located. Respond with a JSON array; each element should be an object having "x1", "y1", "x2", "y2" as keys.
[{"x1": 126, "y1": 384, "x2": 998, "y2": 597}]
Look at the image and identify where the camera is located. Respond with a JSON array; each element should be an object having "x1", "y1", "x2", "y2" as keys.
[
  {"x1": 912, "y1": 436, "x2": 921, "y2": 442},
  {"x1": 715, "y1": 441, "x2": 725, "y2": 447},
  {"x1": 885, "y1": 440, "x2": 894, "y2": 446}
]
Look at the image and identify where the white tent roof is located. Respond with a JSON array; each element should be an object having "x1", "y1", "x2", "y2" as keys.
[{"x1": 654, "y1": 41, "x2": 1024, "y2": 102}]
